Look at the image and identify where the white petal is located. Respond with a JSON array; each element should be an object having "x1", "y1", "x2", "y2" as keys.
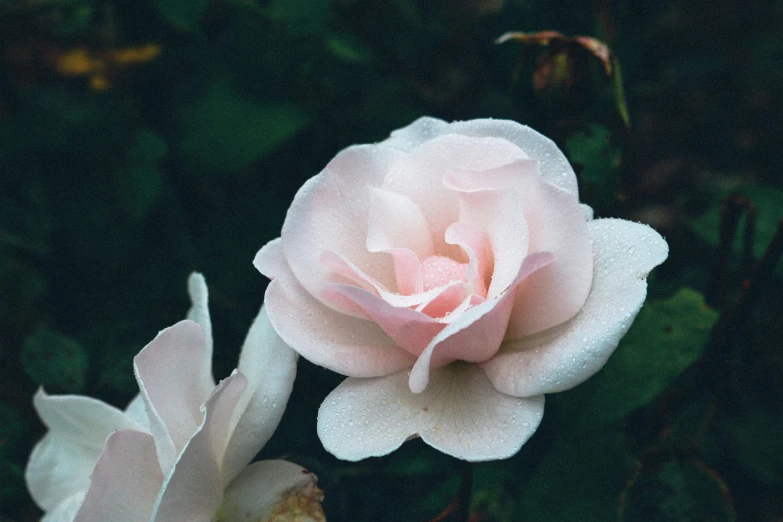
[
  {"x1": 482, "y1": 219, "x2": 669, "y2": 396},
  {"x1": 186, "y1": 272, "x2": 214, "y2": 378},
  {"x1": 73, "y1": 430, "x2": 163, "y2": 522},
  {"x1": 318, "y1": 364, "x2": 545, "y2": 462},
  {"x1": 380, "y1": 116, "x2": 449, "y2": 151},
  {"x1": 43, "y1": 493, "x2": 84, "y2": 522},
  {"x1": 581, "y1": 203, "x2": 594, "y2": 221},
  {"x1": 264, "y1": 256, "x2": 416, "y2": 378},
  {"x1": 281, "y1": 145, "x2": 402, "y2": 306},
  {"x1": 26, "y1": 390, "x2": 142, "y2": 511},
  {"x1": 151, "y1": 372, "x2": 248, "y2": 522},
  {"x1": 124, "y1": 394, "x2": 149, "y2": 431},
  {"x1": 133, "y1": 320, "x2": 214, "y2": 474},
  {"x1": 220, "y1": 307, "x2": 298, "y2": 485},
  {"x1": 217, "y1": 460, "x2": 323, "y2": 522},
  {"x1": 448, "y1": 119, "x2": 579, "y2": 197}
]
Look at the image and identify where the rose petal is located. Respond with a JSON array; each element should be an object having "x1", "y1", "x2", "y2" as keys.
[
  {"x1": 151, "y1": 372, "x2": 248, "y2": 522},
  {"x1": 482, "y1": 219, "x2": 669, "y2": 397},
  {"x1": 220, "y1": 307, "x2": 298, "y2": 485},
  {"x1": 124, "y1": 394, "x2": 150, "y2": 432},
  {"x1": 317, "y1": 364, "x2": 545, "y2": 462},
  {"x1": 367, "y1": 188, "x2": 433, "y2": 259},
  {"x1": 443, "y1": 175, "x2": 530, "y2": 299},
  {"x1": 186, "y1": 273, "x2": 214, "y2": 377},
  {"x1": 581, "y1": 204, "x2": 594, "y2": 221},
  {"x1": 43, "y1": 493, "x2": 83, "y2": 522},
  {"x1": 26, "y1": 390, "x2": 143, "y2": 511},
  {"x1": 264, "y1": 255, "x2": 416, "y2": 378},
  {"x1": 381, "y1": 117, "x2": 579, "y2": 197},
  {"x1": 254, "y1": 238, "x2": 287, "y2": 280},
  {"x1": 380, "y1": 116, "x2": 450, "y2": 152},
  {"x1": 218, "y1": 460, "x2": 323, "y2": 522},
  {"x1": 383, "y1": 133, "x2": 528, "y2": 252},
  {"x1": 281, "y1": 145, "x2": 402, "y2": 305},
  {"x1": 408, "y1": 252, "x2": 555, "y2": 393},
  {"x1": 322, "y1": 283, "x2": 445, "y2": 356},
  {"x1": 73, "y1": 430, "x2": 163, "y2": 522},
  {"x1": 448, "y1": 119, "x2": 579, "y2": 197},
  {"x1": 366, "y1": 187, "x2": 434, "y2": 294},
  {"x1": 444, "y1": 222, "x2": 490, "y2": 296},
  {"x1": 448, "y1": 160, "x2": 592, "y2": 336},
  {"x1": 133, "y1": 320, "x2": 214, "y2": 473}
]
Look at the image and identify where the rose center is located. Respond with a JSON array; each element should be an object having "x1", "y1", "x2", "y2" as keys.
[{"x1": 421, "y1": 255, "x2": 467, "y2": 291}]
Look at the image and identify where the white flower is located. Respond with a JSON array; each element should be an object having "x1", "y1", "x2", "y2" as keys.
[{"x1": 25, "y1": 274, "x2": 324, "y2": 522}]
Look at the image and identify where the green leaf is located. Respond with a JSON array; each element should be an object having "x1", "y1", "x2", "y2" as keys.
[
  {"x1": 554, "y1": 288, "x2": 718, "y2": 430},
  {"x1": 176, "y1": 80, "x2": 311, "y2": 176},
  {"x1": 515, "y1": 429, "x2": 634, "y2": 521},
  {"x1": 22, "y1": 328, "x2": 89, "y2": 393},
  {"x1": 618, "y1": 459, "x2": 736, "y2": 522},
  {"x1": 152, "y1": 0, "x2": 211, "y2": 32},
  {"x1": 565, "y1": 123, "x2": 621, "y2": 212},
  {"x1": 690, "y1": 182, "x2": 783, "y2": 275}
]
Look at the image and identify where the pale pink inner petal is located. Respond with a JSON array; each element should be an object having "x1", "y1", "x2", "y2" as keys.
[
  {"x1": 321, "y1": 250, "x2": 452, "y2": 309},
  {"x1": 446, "y1": 159, "x2": 593, "y2": 337},
  {"x1": 409, "y1": 251, "x2": 555, "y2": 393},
  {"x1": 383, "y1": 134, "x2": 528, "y2": 253},
  {"x1": 442, "y1": 177, "x2": 529, "y2": 299},
  {"x1": 444, "y1": 222, "x2": 491, "y2": 296},
  {"x1": 366, "y1": 187, "x2": 434, "y2": 295},
  {"x1": 322, "y1": 283, "x2": 445, "y2": 356}
]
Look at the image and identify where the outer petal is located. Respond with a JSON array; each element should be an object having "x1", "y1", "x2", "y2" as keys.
[
  {"x1": 317, "y1": 364, "x2": 545, "y2": 462},
  {"x1": 281, "y1": 145, "x2": 402, "y2": 305},
  {"x1": 151, "y1": 372, "x2": 248, "y2": 522},
  {"x1": 216, "y1": 460, "x2": 324, "y2": 522},
  {"x1": 381, "y1": 117, "x2": 579, "y2": 197},
  {"x1": 482, "y1": 219, "x2": 669, "y2": 397},
  {"x1": 124, "y1": 394, "x2": 149, "y2": 431},
  {"x1": 42, "y1": 493, "x2": 83, "y2": 522},
  {"x1": 380, "y1": 116, "x2": 449, "y2": 152},
  {"x1": 448, "y1": 119, "x2": 579, "y2": 197},
  {"x1": 186, "y1": 272, "x2": 214, "y2": 383},
  {"x1": 220, "y1": 307, "x2": 298, "y2": 485},
  {"x1": 73, "y1": 430, "x2": 163, "y2": 522},
  {"x1": 26, "y1": 390, "x2": 143, "y2": 511},
  {"x1": 264, "y1": 253, "x2": 416, "y2": 378},
  {"x1": 133, "y1": 320, "x2": 214, "y2": 473}
]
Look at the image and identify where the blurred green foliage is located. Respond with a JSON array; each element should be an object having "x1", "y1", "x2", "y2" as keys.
[{"x1": 0, "y1": 0, "x2": 781, "y2": 520}]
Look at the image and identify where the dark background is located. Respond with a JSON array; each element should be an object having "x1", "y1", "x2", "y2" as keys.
[{"x1": 1, "y1": 0, "x2": 782, "y2": 520}]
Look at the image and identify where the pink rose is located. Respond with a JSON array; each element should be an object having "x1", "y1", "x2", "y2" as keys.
[{"x1": 256, "y1": 117, "x2": 668, "y2": 461}]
